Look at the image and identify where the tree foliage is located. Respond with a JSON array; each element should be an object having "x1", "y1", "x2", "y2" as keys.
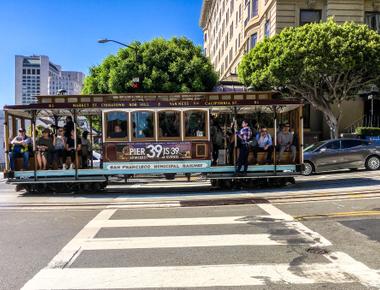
[
  {"x1": 82, "y1": 37, "x2": 218, "y2": 94},
  {"x1": 238, "y1": 19, "x2": 380, "y2": 138}
]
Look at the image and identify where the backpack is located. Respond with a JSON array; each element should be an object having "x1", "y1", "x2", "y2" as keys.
[{"x1": 212, "y1": 126, "x2": 224, "y2": 147}]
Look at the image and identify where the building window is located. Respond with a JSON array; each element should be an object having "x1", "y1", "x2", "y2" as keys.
[
  {"x1": 230, "y1": 22, "x2": 233, "y2": 39},
  {"x1": 300, "y1": 10, "x2": 322, "y2": 26},
  {"x1": 265, "y1": 20, "x2": 271, "y2": 37},
  {"x1": 249, "y1": 33, "x2": 257, "y2": 50},
  {"x1": 204, "y1": 33, "x2": 207, "y2": 42},
  {"x1": 252, "y1": 0, "x2": 258, "y2": 17},
  {"x1": 230, "y1": 0, "x2": 234, "y2": 13},
  {"x1": 244, "y1": 0, "x2": 251, "y2": 27},
  {"x1": 365, "y1": 12, "x2": 380, "y2": 33}
]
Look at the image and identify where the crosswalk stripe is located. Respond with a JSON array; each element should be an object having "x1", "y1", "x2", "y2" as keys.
[
  {"x1": 47, "y1": 209, "x2": 116, "y2": 269},
  {"x1": 21, "y1": 263, "x2": 355, "y2": 289},
  {"x1": 88, "y1": 216, "x2": 273, "y2": 228},
  {"x1": 21, "y1": 203, "x2": 380, "y2": 289},
  {"x1": 78, "y1": 234, "x2": 312, "y2": 250}
]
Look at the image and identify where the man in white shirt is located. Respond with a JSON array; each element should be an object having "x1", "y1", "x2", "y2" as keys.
[{"x1": 253, "y1": 127, "x2": 274, "y2": 164}]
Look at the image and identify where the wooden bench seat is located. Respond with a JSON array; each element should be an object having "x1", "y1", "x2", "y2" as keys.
[{"x1": 15, "y1": 157, "x2": 35, "y2": 171}]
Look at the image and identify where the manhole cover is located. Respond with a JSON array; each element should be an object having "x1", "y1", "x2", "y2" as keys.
[{"x1": 306, "y1": 247, "x2": 330, "y2": 255}]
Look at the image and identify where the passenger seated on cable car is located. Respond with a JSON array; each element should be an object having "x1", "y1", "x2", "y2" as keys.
[
  {"x1": 253, "y1": 127, "x2": 274, "y2": 164},
  {"x1": 64, "y1": 130, "x2": 82, "y2": 170},
  {"x1": 9, "y1": 128, "x2": 31, "y2": 171},
  {"x1": 109, "y1": 125, "x2": 126, "y2": 138},
  {"x1": 53, "y1": 127, "x2": 66, "y2": 169},
  {"x1": 36, "y1": 128, "x2": 54, "y2": 170},
  {"x1": 277, "y1": 123, "x2": 296, "y2": 163},
  {"x1": 187, "y1": 118, "x2": 205, "y2": 137}
]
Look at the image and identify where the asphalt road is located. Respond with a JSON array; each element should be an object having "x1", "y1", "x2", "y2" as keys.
[{"x1": 0, "y1": 170, "x2": 380, "y2": 289}]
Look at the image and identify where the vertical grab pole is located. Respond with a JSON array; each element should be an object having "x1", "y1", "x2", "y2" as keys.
[
  {"x1": 299, "y1": 105, "x2": 304, "y2": 165},
  {"x1": 224, "y1": 121, "x2": 227, "y2": 165},
  {"x1": 273, "y1": 106, "x2": 277, "y2": 175},
  {"x1": 89, "y1": 115, "x2": 93, "y2": 169},
  {"x1": 233, "y1": 107, "x2": 238, "y2": 168},
  {"x1": 4, "y1": 110, "x2": 10, "y2": 171},
  {"x1": 73, "y1": 110, "x2": 79, "y2": 180},
  {"x1": 32, "y1": 111, "x2": 37, "y2": 181}
]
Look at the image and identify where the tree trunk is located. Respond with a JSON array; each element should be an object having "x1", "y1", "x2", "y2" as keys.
[{"x1": 323, "y1": 110, "x2": 339, "y2": 139}]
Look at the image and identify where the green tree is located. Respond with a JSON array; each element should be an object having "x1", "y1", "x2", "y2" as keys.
[
  {"x1": 238, "y1": 19, "x2": 380, "y2": 138},
  {"x1": 82, "y1": 37, "x2": 218, "y2": 94}
]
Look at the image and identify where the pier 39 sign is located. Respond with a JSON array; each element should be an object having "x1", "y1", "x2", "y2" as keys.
[{"x1": 120, "y1": 142, "x2": 192, "y2": 161}]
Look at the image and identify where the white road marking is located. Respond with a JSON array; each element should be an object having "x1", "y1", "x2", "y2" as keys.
[
  {"x1": 21, "y1": 203, "x2": 380, "y2": 289},
  {"x1": 257, "y1": 203, "x2": 332, "y2": 247},
  {"x1": 324, "y1": 251, "x2": 380, "y2": 289},
  {"x1": 21, "y1": 263, "x2": 355, "y2": 290},
  {"x1": 46, "y1": 209, "x2": 116, "y2": 268},
  {"x1": 78, "y1": 234, "x2": 311, "y2": 250},
  {"x1": 87, "y1": 215, "x2": 258, "y2": 228}
]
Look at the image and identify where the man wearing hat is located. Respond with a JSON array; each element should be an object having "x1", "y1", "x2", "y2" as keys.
[{"x1": 9, "y1": 128, "x2": 31, "y2": 171}]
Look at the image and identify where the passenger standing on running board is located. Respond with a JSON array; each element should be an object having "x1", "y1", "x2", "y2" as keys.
[{"x1": 235, "y1": 120, "x2": 252, "y2": 176}]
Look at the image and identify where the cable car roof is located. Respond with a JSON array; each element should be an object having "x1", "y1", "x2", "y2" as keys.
[{"x1": 4, "y1": 91, "x2": 303, "y2": 118}]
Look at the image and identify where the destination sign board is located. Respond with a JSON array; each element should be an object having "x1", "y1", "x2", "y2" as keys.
[{"x1": 105, "y1": 142, "x2": 192, "y2": 161}]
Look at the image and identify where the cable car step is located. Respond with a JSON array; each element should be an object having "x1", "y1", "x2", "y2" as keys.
[{"x1": 7, "y1": 176, "x2": 107, "y2": 184}]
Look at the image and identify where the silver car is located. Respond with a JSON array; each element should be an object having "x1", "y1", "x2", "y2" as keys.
[{"x1": 303, "y1": 138, "x2": 380, "y2": 175}]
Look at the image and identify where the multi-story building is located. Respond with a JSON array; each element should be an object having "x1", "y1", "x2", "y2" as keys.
[
  {"x1": 15, "y1": 55, "x2": 85, "y2": 105},
  {"x1": 200, "y1": 0, "x2": 380, "y2": 139},
  {"x1": 49, "y1": 71, "x2": 85, "y2": 96}
]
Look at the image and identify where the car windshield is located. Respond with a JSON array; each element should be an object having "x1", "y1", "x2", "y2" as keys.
[{"x1": 304, "y1": 141, "x2": 325, "y2": 152}]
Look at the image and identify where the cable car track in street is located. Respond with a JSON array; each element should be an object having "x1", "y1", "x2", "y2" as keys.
[{"x1": 1, "y1": 186, "x2": 380, "y2": 211}]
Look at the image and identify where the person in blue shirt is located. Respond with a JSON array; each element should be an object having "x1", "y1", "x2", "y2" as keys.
[{"x1": 253, "y1": 127, "x2": 274, "y2": 164}]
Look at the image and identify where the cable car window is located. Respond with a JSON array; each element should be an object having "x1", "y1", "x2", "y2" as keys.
[
  {"x1": 132, "y1": 111, "x2": 154, "y2": 139},
  {"x1": 185, "y1": 110, "x2": 207, "y2": 137},
  {"x1": 159, "y1": 111, "x2": 180, "y2": 138},
  {"x1": 106, "y1": 111, "x2": 128, "y2": 139}
]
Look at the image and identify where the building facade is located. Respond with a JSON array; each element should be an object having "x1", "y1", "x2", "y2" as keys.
[
  {"x1": 15, "y1": 55, "x2": 85, "y2": 105},
  {"x1": 200, "y1": 0, "x2": 380, "y2": 139}
]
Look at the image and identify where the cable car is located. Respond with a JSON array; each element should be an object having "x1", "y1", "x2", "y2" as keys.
[{"x1": 3, "y1": 92, "x2": 304, "y2": 192}]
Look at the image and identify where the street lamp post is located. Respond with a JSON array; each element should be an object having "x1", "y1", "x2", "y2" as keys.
[{"x1": 97, "y1": 38, "x2": 140, "y2": 88}]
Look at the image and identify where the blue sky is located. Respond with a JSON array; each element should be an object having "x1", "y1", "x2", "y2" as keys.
[{"x1": 0, "y1": 0, "x2": 204, "y2": 107}]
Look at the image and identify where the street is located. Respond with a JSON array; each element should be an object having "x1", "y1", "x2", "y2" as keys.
[{"x1": 0, "y1": 170, "x2": 380, "y2": 289}]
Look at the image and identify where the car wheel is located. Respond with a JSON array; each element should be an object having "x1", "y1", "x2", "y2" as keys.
[
  {"x1": 365, "y1": 155, "x2": 380, "y2": 171},
  {"x1": 303, "y1": 161, "x2": 314, "y2": 176}
]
